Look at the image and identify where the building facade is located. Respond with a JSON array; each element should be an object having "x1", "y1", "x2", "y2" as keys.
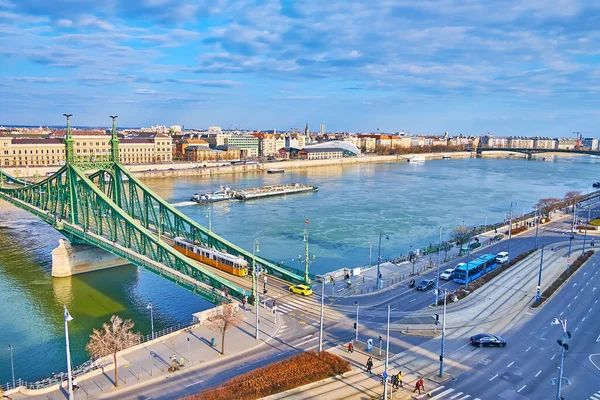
[
  {"x1": 582, "y1": 137, "x2": 599, "y2": 150},
  {"x1": 225, "y1": 135, "x2": 259, "y2": 158},
  {"x1": 533, "y1": 137, "x2": 557, "y2": 149}
]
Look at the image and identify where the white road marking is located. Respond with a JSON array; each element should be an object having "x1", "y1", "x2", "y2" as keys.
[
  {"x1": 525, "y1": 346, "x2": 531, "y2": 352},
  {"x1": 295, "y1": 336, "x2": 319, "y2": 347},
  {"x1": 507, "y1": 361, "x2": 515, "y2": 367},
  {"x1": 590, "y1": 308, "x2": 593, "y2": 313},
  {"x1": 448, "y1": 393, "x2": 464, "y2": 399},
  {"x1": 409, "y1": 298, "x2": 416, "y2": 303},
  {"x1": 575, "y1": 327, "x2": 579, "y2": 332},
  {"x1": 582, "y1": 317, "x2": 586, "y2": 322},
  {"x1": 430, "y1": 388, "x2": 455, "y2": 399},
  {"x1": 490, "y1": 373, "x2": 499, "y2": 381},
  {"x1": 560, "y1": 311, "x2": 564, "y2": 316},
  {"x1": 551, "y1": 354, "x2": 557, "y2": 360},
  {"x1": 535, "y1": 370, "x2": 542, "y2": 377},
  {"x1": 567, "y1": 303, "x2": 571, "y2": 308},
  {"x1": 596, "y1": 334, "x2": 600, "y2": 343},
  {"x1": 185, "y1": 379, "x2": 205, "y2": 387},
  {"x1": 574, "y1": 295, "x2": 578, "y2": 300},
  {"x1": 517, "y1": 385, "x2": 526, "y2": 393}
]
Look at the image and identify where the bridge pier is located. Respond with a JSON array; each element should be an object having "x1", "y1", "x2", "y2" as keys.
[{"x1": 51, "y1": 238, "x2": 130, "y2": 277}]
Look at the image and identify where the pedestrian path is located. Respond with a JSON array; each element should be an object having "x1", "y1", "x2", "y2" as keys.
[
  {"x1": 415, "y1": 385, "x2": 481, "y2": 400},
  {"x1": 588, "y1": 390, "x2": 600, "y2": 400}
]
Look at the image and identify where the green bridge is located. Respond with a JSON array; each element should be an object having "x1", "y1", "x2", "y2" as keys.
[{"x1": 0, "y1": 115, "x2": 310, "y2": 304}]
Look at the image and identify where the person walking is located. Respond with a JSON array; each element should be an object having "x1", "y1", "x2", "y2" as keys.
[
  {"x1": 242, "y1": 295, "x2": 247, "y2": 310},
  {"x1": 419, "y1": 377, "x2": 425, "y2": 393},
  {"x1": 366, "y1": 357, "x2": 373, "y2": 373},
  {"x1": 348, "y1": 341, "x2": 354, "y2": 353},
  {"x1": 72, "y1": 376, "x2": 80, "y2": 390},
  {"x1": 413, "y1": 377, "x2": 423, "y2": 394},
  {"x1": 396, "y1": 371, "x2": 403, "y2": 388}
]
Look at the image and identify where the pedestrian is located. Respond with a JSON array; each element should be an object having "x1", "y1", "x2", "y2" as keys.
[
  {"x1": 494, "y1": 227, "x2": 497, "y2": 234},
  {"x1": 72, "y1": 376, "x2": 80, "y2": 390},
  {"x1": 348, "y1": 341, "x2": 354, "y2": 353},
  {"x1": 391, "y1": 374, "x2": 399, "y2": 389},
  {"x1": 242, "y1": 295, "x2": 247, "y2": 310},
  {"x1": 413, "y1": 377, "x2": 422, "y2": 394},
  {"x1": 419, "y1": 377, "x2": 425, "y2": 392},
  {"x1": 366, "y1": 357, "x2": 373, "y2": 373},
  {"x1": 397, "y1": 371, "x2": 403, "y2": 388}
]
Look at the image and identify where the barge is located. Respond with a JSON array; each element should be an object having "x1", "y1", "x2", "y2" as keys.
[
  {"x1": 190, "y1": 185, "x2": 233, "y2": 203},
  {"x1": 267, "y1": 168, "x2": 285, "y2": 174},
  {"x1": 235, "y1": 183, "x2": 318, "y2": 201}
]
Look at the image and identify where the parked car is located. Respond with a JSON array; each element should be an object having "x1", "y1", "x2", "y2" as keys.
[
  {"x1": 416, "y1": 280, "x2": 435, "y2": 291},
  {"x1": 289, "y1": 284, "x2": 313, "y2": 296},
  {"x1": 496, "y1": 252, "x2": 509, "y2": 264},
  {"x1": 470, "y1": 333, "x2": 507, "y2": 348}
]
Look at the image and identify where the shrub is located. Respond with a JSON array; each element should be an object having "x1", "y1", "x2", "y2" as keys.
[
  {"x1": 187, "y1": 351, "x2": 351, "y2": 400},
  {"x1": 532, "y1": 250, "x2": 594, "y2": 308},
  {"x1": 590, "y1": 218, "x2": 600, "y2": 227}
]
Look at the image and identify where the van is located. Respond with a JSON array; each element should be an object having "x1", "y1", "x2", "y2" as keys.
[{"x1": 496, "y1": 252, "x2": 509, "y2": 264}]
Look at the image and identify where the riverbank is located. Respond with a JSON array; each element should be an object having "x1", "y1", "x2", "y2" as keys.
[{"x1": 2, "y1": 152, "x2": 472, "y2": 179}]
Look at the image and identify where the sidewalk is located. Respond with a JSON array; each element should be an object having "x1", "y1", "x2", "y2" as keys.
[
  {"x1": 8, "y1": 305, "x2": 281, "y2": 400},
  {"x1": 325, "y1": 210, "x2": 570, "y2": 298}
]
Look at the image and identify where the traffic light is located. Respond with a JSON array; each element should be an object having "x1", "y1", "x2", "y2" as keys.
[
  {"x1": 379, "y1": 335, "x2": 382, "y2": 342},
  {"x1": 435, "y1": 314, "x2": 440, "y2": 325},
  {"x1": 353, "y1": 323, "x2": 357, "y2": 330}
]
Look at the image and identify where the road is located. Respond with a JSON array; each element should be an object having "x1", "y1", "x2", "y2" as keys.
[{"x1": 422, "y1": 249, "x2": 600, "y2": 400}]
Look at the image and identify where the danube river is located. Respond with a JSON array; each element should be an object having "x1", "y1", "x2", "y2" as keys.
[{"x1": 0, "y1": 156, "x2": 598, "y2": 383}]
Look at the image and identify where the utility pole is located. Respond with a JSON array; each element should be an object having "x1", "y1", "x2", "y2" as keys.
[
  {"x1": 552, "y1": 317, "x2": 570, "y2": 400},
  {"x1": 376, "y1": 233, "x2": 383, "y2": 289},
  {"x1": 355, "y1": 301, "x2": 359, "y2": 343},
  {"x1": 252, "y1": 239, "x2": 260, "y2": 339},
  {"x1": 534, "y1": 204, "x2": 540, "y2": 250},
  {"x1": 567, "y1": 203, "x2": 576, "y2": 273},
  {"x1": 582, "y1": 196, "x2": 592, "y2": 255},
  {"x1": 439, "y1": 289, "x2": 447, "y2": 378},
  {"x1": 318, "y1": 276, "x2": 325, "y2": 352},
  {"x1": 435, "y1": 226, "x2": 442, "y2": 306},
  {"x1": 535, "y1": 245, "x2": 545, "y2": 303},
  {"x1": 508, "y1": 201, "x2": 517, "y2": 261},
  {"x1": 383, "y1": 305, "x2": 391, "y2": 400}
]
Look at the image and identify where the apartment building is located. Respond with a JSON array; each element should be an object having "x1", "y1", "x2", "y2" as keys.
[
  {"x1": 533, "y1": 137, "x2": 557, "y2": 149},
  {"x1": 507, "y1": 137, "x2": 535, "y2": 149}
]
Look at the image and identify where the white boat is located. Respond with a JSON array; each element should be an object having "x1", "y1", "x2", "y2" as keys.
[
  {"x1": 190, "y1": 185, "x2": 233, "y2": 203},
  {"x1": 408, "y1": 156, "x2": 426, "y2": 163},
  {"x1": 441, "y1": 155, "x2": 451, "y2": 160}
]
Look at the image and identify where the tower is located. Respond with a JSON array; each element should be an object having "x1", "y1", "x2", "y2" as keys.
[{"x1": 305, "y1": 121, "x2": 309, "y2": 135}]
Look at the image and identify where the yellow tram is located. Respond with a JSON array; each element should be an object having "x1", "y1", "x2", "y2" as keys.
[{"x1": 173, "y1": 237, "x2": 249, "y2": 277}]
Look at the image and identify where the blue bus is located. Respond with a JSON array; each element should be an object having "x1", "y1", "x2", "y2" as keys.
[{"x1": 454, "y1": 254, "x2": 498, "y2": 284}]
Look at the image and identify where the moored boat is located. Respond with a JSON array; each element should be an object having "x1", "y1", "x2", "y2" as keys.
[{"x1": 267, "y1": 168, "x2": 285, "y2": 174}]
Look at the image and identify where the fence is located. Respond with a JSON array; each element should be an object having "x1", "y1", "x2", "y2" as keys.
[{"x1": 2, "y1": 319, "x2": 196, "y2": 393}]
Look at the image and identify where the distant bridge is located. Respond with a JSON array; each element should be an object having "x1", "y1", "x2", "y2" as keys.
[
  {"x1": 0, "y1": 116, "x2": 310, "y2": 304},
  {"x1": 476, "y1": 147, "x2": 600, "y2": 158}
]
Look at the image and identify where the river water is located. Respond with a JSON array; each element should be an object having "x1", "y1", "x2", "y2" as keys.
[{"x1": 0, "y1": 156, "x2": 598, "y2": 383}]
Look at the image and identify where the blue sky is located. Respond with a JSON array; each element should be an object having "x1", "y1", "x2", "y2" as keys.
[{"x1": 0, "y1": 0, "x2": 599, "y2": 136}]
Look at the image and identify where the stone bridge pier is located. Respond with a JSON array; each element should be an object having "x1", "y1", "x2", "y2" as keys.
[{"x1": 51, "y1": 238, "x2": 129, "y2": 277}]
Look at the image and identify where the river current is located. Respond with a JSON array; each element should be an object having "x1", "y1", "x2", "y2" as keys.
[{"x1": 0, "y1": 156, "x2": 597, "y2": 383}]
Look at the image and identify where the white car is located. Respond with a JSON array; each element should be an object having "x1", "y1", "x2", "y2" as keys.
[
  {"x1": 440, "y1": 263, "x2": 463, "y2": 280},
  {"x1": 496, "y1": 252, "x2": 509, "y2": 264}
]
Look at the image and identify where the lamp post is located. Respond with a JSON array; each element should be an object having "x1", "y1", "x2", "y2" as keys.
[
  {"x1": 376, "y1": 233, "x2": 384, "y2": 289},
  {"x1": 552, "y1": 317, "x2": 570, "y2": 400},
  {"x1": 302, "y1": 229, "x2": 313, "y2": 284},
  {"x1": 568, "y1": 203, "x2": 577, "y2": 259},
  {"x1": 437, "y1": 288, "x2": 448, "y2": 378},
  {"x1": 435, "y1": 226, "x2": 442, "y2": 306},
  {"x1": 465, "y1": 237, "x2": 472, "y2": 289},
  {"x1": 368, "y1": 241, "x2": 372, "y2": 267},
  {"x1": 147, "y1": 302, "x2": 155, "y2": 340},
  {"x1": 508, "y1": 201, "x2": 517, "y2": 262},
  {"x1": 484, "y1": 215, "x2": 488, "y2": 234},
  {"x1": 355, "y1": 301, "x2": 359, "y2": 343},
  {"x1": 318, "y1": 276, "x2": 325, "y2": 353},
  {"x1": 205, "y1": 206, "x2": 212, "y2": 232},
  {"x1": 409, "y1": 231, "x2": 413, "y2": 269},
  {"x1": 7, "y1": 344, "x2": 15, "y2": 388},
  {"x1": 535, "y1": 245, "x2": 545, "y2": 303},
  {"x1": 383, "y1": 304, "x2": 391, "y2": 400},
  {"x1": 534, "y1": 204, "x2": 540, "y2": 250},
  {"x1": 582, "y1": 197, "x2": 592, "y2": 255},
  {"x1": 64, "y1": 306, "x2": 74, "y2": 400},
  {"x1": 252, "y1": 239, "x2": 260, "y2": 340}
]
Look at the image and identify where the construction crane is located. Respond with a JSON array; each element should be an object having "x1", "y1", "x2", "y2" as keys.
[{"x1": 573, "y1": 131, "x2": 591, "y2": 149}]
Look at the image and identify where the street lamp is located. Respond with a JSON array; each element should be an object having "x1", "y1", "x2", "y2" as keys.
[
  {"x1": 64, "y1": 306, "x2": 74, "y2": 400},
  {"x1": 317, "y1": 275, "x2": 325, "y2": 352},
  {"x1": 434, "y1": 288, "x2": 448, "y2": 378},
  {"x1": 376, "y1": 233, "x2": 388, "y2": 289},
  {"x1": 508, "y1": 201, "x2": 517, "y2": 262},
  {"x1": 534, "y1": 203, "x2": 540, "y2": 250},
  {"x1": 147, "y1": 302, "x2": 155, "y2": 340},
  {"x1": 435, "y1": 226, "x2": 442, "y2": 306},
  {"x1": 368, "y1": 241, "x2": 372, "y2": 267},
  {"x1": 205, "y1": 206, "x2": 212, "y2": 232},
  {"x1": 551, "y1": 317, "x2": 571, "y2": 400},
  {"x1": 354, "y1": 301, "x2": 359, "y2": 343},
  {"x1": 383, "y1": 304, "x2": 391, "y2": 400},
  {"x1": 7, "y1": 344, "x2": 15, "y2": 388},
  {"x1": 484, "y1": 215, "x2": 488, "y2": 234},
  {"x1": 567, "y1": 203, "x2": 577, "y2": 261},
  {"x1": 252, "y1": 239, "x2": 260, "y2": 340},
  {"x1": 582, "y1": 196, "x2": 592, "y2": 255},
  {"x1": 535, "y1": 245, "x2": 545, "y2": 303},
  {"x1": 300, "y1": 229, "x2": 314, "y2": 284}
]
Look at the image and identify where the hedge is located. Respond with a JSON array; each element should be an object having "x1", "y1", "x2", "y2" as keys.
[
  {"x1": 187, "y1": 351, "x2": 351, "y2": 400},
  {"x1": 590, "y1": 218, "x2": 600, "y2": 227},
  {"x1": 442, "y1": 248, "x2": 537, "y2": 304},
  {"x1": 532, "y1": 250, "x2": 594, "y2": 308}
]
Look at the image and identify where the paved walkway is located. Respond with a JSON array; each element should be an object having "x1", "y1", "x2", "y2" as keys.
[{"x1": 8, "y1": 305, "x2": 280, "y2": 400}]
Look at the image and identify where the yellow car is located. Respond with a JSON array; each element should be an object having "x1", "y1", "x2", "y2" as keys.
[{"x1": 289, "y1": 284, "x2": 313, "y2": 296}]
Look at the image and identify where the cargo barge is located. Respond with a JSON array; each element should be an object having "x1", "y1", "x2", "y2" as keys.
[{"x1": 235, "y1": 183, "x2": 318, "y2": 201}]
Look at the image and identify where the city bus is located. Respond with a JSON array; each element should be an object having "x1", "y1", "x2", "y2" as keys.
[{"x1": 454, "y1": 254, "x2": 498, "y2": 284}]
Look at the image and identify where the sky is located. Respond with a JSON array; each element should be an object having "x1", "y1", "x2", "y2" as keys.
[{"x1": 0, "y1": 0, "x2": 599, "y2": 136}]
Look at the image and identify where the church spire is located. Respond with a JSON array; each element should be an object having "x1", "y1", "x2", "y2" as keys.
[{"x1": 305, "y1": 121, "x2": 309, "y2": 135}]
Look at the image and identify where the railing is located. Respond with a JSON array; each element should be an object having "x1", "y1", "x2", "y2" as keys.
[{"x1": 2, "y1": 319, "x2": 197, "y2": 392}]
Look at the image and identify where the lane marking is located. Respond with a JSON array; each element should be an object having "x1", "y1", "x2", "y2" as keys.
[
  {"x1": 596, "y1": 334, "x2": 600, "y2": 343},
  {"x1": 507, "y1": 361, "x2": 515, "y2": 367},
  {"x1": 582, "y1": 317, "x2": 586, "y2": 322},
  {"x1": 185, "y1": 379, "x2": 205, "y2": 387},
  {"x1": 525, "y1": 346, "x2": 531, "y2": 352},
  {"x1": 574, "y1": 295, "x2": 578, "y2": 300},
  {"x1": 535, "y1": 370, "x2": 542, "y2": 377},
  {"x1": 409, "y1": 298, "x2": 416, "y2": 303},
  {"x1": 560, "y1": 311, "x2": 564, "y2": 316},
  {"x1": 517, "y1": 385, "x2": 526, "y2": 393},
  {"x1": 590, "y1": 308, "x2": 593, "y2": 313},
  {"x1": 430, "y1": 388, "x2": 454, "y2": 399},
  {"x1": 575, "y1": 327, "x2": 579, "y2": 332},
  {"x1": 551, "y1": 354, "x2": 557, "y2": 360},
  {"x1": 490, "y1": 373, "x2": 499, "y2": 381},
  {"x1": 567, "y1": 303, "x2": 571, "y2": 308}
]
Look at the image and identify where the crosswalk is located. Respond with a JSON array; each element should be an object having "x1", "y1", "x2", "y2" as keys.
[
  {"x1": 588, "y1": 390, "x2": 600, "y2": 400},
  {"x1": 416, "y1": 385, "x2": 481, "y2": 400}
]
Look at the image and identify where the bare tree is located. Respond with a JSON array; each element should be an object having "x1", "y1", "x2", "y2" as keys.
[
  {"x1": 564, "y1": 190, "x2": 583, "y2": 212},
  {"x1": 450, "y1": 225, "x2": 473, "y2": 255},
  {"x1": 86, "y1": 315, "x2": 141, "y2": 387},
  {"x1": 205, "y1": 304, "x2": 243, "y2": 355},
  {"x1": 536, "y1": 197, "x2": 562, "y2": 218}
]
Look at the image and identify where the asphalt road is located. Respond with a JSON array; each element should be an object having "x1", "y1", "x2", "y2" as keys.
[{"x1": 428, "y1": 248, "x2": 600, "y2": 400}]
